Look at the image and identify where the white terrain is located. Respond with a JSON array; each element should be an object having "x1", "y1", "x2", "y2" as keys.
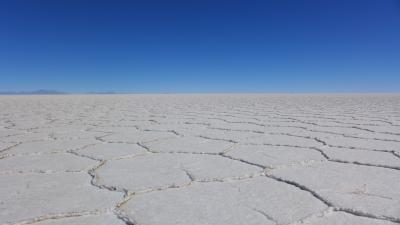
[{"x1": 0, "y1": 94, "x2": 399, "y2": 225}]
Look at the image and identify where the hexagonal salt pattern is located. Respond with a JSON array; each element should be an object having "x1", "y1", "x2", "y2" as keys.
[{"x1": 1, "y1": 94, "x2": 399, "y2": 224}]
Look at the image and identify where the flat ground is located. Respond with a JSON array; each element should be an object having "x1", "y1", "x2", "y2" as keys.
[{"x1": 0, "y1": 94, "x2": 399, "y2": 225}]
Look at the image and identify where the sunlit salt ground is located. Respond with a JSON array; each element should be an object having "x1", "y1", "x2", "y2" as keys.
[{"x1": 0, "y1": 94, "x2": 399, "y2": 225}]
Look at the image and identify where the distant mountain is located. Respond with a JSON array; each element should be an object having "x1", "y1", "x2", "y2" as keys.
[{"x1": 0, "y1": 90, "x2": 67, "y2": 95}]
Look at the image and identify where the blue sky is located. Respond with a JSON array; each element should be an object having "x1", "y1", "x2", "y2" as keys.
[{"x1": 1, "y1": 0, "x2": 400, "y2": 93}]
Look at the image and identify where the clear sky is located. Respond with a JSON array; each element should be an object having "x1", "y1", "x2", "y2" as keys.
[{"x1": 1, "y1": 0, "x2": 400, "y2": 93}]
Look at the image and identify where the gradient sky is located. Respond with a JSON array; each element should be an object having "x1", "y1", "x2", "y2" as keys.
[{"x1": 1, "y1": 0, "x2": 400, "y2": 93}]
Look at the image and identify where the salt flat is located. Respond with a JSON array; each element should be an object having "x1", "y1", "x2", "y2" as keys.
[{"x1": 0, "y1": 94, "x2": 399, "y2": 225}]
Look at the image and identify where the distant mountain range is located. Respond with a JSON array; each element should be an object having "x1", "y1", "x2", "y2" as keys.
[
  {"x1": 0, "y1": 90, "x2": 67, "y2": 95},
  {"x1": 0, "y1": 90, "x2": 122, "y2": 95}
]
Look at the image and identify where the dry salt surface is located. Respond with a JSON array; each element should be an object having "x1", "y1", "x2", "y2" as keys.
[{"x1": 0, "y1": 94, "x2": 400, "y2": 225}]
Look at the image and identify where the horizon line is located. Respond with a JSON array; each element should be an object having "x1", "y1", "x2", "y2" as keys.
[{"x1": 1, "y1": 90, "x2": 400, "y2": 95}]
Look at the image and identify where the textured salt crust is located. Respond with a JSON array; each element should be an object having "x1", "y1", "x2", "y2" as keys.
[
  {"x1": 0, "y1": 172, "x2": 122, "y2": 224},
  {"x1": 142, "y1": 136, "x2": 235, "y2": 154},
  {"x1": 75, "y1": 143, "x2": 148, "y2": 160},
  {"x1": 0, "y1": 153, "x2": 97, "y2": 174},
  {"x1": 0, "y1": 94, "x2": 399, "y2": 225},
  {"x1": 31, "y1": 213, "x2": 126, "y2": 225}
]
